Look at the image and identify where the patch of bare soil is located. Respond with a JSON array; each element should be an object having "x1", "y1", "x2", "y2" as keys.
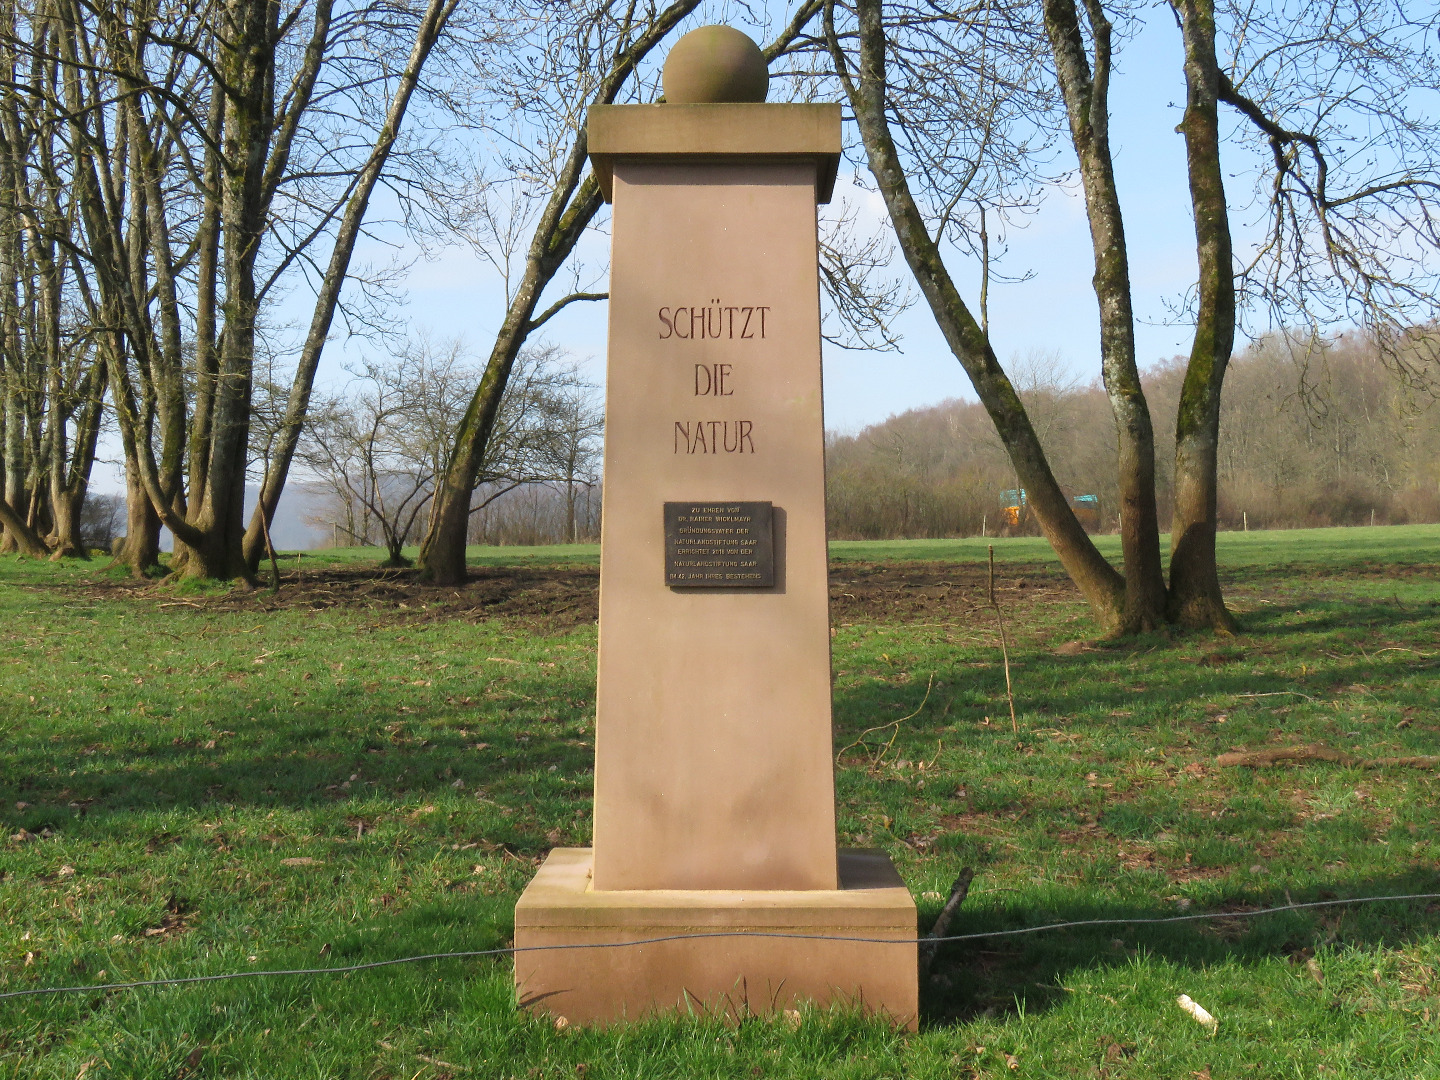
[
  {"x1": 829, "y1": 561, "x2": 1078, "y2": 623},
  {"x1": 61, "y1": 565, "x2": 603, "y2": 634},
  {"x1": 1229, "y1": 561, "x2": 1440, "y2": 584},
  {"x1": 51, "y1": 558, "x2": 1078, "y2": 632}
]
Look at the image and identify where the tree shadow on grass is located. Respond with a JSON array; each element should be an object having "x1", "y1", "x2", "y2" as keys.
[
  {"x1": 3, "y1": 676, "x2": 600, "y2": 855},
  {"x1": 6, "y1": 589, "x2": 1434, "y2": 839},
  {"x1": 4, "y1": 566, "x2": 1437, "y2": 1029},
  {"x1": 837, "y1": 588, "x2": 1438, "y2": 730},
  {"x1": 919, "y1": 872, "x2": 1440, "y2": 1026},
  {"x1": 825, "y1": 592, "x2": 1440, "y2": 1029}
]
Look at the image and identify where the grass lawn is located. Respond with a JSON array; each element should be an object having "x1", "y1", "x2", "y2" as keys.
[{"x1": 1, "y1": 525, "x2": 1438, "y2": 1078}]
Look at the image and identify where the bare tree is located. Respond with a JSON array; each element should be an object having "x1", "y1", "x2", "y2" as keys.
[
  {"x1": 416, "y1": 0, "x2": 842, "y2": 584},
  {"x1": 303, "y1": 336, "x2": 477, "y2": 565},
  {"x1": 0, "y1": 0, "x2": 465, "y2": 578},
  {"x1": 543, "y1": 367, "x2": 604, "y2": 544},
  {"x1": 238, "y1": 0, "x2": 474, "y2": 574},
  {"x1": 821, "y1": 0, "x2": 1440, "y2": 633},
  {"x1": 302, "y1": 337, "x2": 597, "y2": 564},
  {"x1": 821, "y1": 0, "x2": 1136, "y2": 629},
  {"x1": 415, "y1": 0, "x2": 704, "y2": 584},
  {"x1": 79, "y1": 489, "x2": 124, "y2": 552},
  {"x1": 1216, "y1": 0, "x2": 1440, "y2": 369},
  {"x1": 0, "y1": 10, "x2": 107, "y2": 560},
  {"x1": 1040, "y1": 0, "x2": 1169, "y2": 628}
]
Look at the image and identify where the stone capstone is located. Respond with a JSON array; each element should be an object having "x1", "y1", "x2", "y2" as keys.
[{"x1": 662, "y1": 25, "x2": 768, "y2": 104}]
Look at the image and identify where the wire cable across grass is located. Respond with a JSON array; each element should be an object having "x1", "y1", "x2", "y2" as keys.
[{"x1": 4, "y1": 890, "x2": 1439, "y2": 1002}]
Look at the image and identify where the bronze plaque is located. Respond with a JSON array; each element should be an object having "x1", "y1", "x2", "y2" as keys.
[{"x1": 664, "y1": 501, "x2": 774, "y2": 587}]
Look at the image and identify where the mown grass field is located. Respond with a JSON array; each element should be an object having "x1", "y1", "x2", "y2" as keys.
[{"x1": 2, "y1": 525, "x2": 1438, "y2": 1078}]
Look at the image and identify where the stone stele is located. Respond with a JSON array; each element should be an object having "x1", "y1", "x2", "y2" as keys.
[{"x1": 514, "y1": 38, "x2": 917, "y2": 1028}]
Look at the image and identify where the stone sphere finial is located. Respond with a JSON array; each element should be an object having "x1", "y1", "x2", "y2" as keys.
[{"x1": 662, "y1": 26, "x2": 769, "y2": 104}]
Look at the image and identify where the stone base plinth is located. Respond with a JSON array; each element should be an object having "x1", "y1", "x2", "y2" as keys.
[{"x1": 513, "y1": 848, "x2": 917, "y2": 1027}]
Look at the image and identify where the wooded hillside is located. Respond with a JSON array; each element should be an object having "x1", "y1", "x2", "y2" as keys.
[{"x1": 826, "y1": 331, "x2": 1440, "y2": 539}]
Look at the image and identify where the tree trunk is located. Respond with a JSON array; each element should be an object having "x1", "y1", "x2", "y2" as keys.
[
  {"x1": 175, "y1": 0, "x2": 273, "y2": 582},
  {"x1": 113, "y1": 459, "x2": 162, "y2": 575},
  {"x1": 829, "y1": 0, "x2": 1128, "y2": 632},
  {"x1": 48, "y1": 355, "x2": 107, "y2": 560},
  {"x1": 0, "y1": 492, "x2": 48, "y2": 555},
  {"x1": 566, "y1": 479, "x2": 576, "y2": 544},
  {"x1": 0, "y1": 47, "x2": 28, "y2": 557},
  {"x1": 0, "y1": 222, "x2": 26, "y2": 555},
  {"x1": 127, "y1": 98, "x2": 190, "y2": 526},
  {"x1": 188, "y1": 86, "x2": 224, "y2": 512},
  {"x1": 0, "y1": 375, "x2": 22, "y2": 554},
  {"x1": 43, "y1": 361, "x2": 88, "y2": 560},
  {"x1": 47, "y1": 488, "x2": 85, "y2": 559},
  {"x1": 1043, "y1": 0, "x2": 1167, "y2": 634},
  {"x1": 1168, "y1": 0, "x2": 1236, "y2": 632}
]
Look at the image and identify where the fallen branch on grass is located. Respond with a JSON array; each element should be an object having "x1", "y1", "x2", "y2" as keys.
[
  {"x1": 1216, "y1": 744, "x2": 1440, "y2": 769},
  {"x1": 834, "y1": 673, "x2": 934, "y2": 772},
  {"x1": 919, "y1": 867, "x2": 974, "y2": 981}
]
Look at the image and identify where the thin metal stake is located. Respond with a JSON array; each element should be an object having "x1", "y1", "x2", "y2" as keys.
[{"x1": 988, "y1": 546, "x2": 1018, "y2": 734}]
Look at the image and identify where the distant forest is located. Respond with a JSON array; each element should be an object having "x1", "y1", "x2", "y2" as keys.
[{"x1": 825, "y1": 331, "x2": 1440, "y2": 539}]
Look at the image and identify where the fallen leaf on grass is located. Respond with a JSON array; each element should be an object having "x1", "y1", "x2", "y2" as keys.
[
  {"x1": 1177, "y1": 993, "x2": 1218, "y2": 1033},
  {"x1": 176, "y1": 1045, "x2": 204, "y2": 1078},
  {"x1": 280, "y1": 857, "x2": 322, "y2": 866},
  {"x1": 142, "y1": 902, "x2": 197, "y2": 940},
  {"x1": 1003, "y1": 1052, "x2": 1019, "y2": 1070}
]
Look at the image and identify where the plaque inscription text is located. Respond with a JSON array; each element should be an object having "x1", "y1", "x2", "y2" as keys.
[{"x1": 664, "y1": 502, "x2": 774, "y2": 587}]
